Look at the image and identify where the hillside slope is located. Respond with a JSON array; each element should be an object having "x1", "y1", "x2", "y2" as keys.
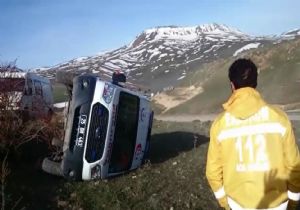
[{"x1": 155, "y1": 37, "x2": 300, "y2": 115}]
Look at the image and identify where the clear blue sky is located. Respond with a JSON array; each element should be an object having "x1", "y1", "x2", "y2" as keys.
[{"x1": 1, "y1": 0, "x2": 300, "y2": 69}]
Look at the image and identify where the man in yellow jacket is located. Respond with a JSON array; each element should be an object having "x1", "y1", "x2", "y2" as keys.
[{"x1": 206, "y1": 58, "x2": 300, "y2": 210}]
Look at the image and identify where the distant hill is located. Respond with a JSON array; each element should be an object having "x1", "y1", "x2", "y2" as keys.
[
  {"x1": 155, "y1": 37, "x2": 300, "y2": 115},
  {"x1": 35, "y1": 24, "x2": 300, "y2": 92},
  {"x1": 33, "y1": 23, "x2": 300, "y2": 113}
]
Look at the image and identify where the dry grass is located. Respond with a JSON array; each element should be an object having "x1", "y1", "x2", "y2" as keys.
[
  {"x1": 1, "y1": 119, "x2": 299, "y2": 209},
  {"x1": 54, "y1": 119, "x2": 300, "y2": 210},
  {"x1": 55, "y1": 120, "x2": 221, "y2": 210}
]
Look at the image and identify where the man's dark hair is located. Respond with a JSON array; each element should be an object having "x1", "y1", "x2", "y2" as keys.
[{"x1": 228, "y1": 58, "x2": 258, "y2": 89}]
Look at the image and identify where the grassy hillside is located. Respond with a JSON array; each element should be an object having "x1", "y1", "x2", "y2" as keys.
[
  {"x1": 160, "y1": 59, "x2": 232, "y2": 115},
  {"x1": 158, "y1": 37, "x2": 300, "y2": 115},
  {"x1": 255, "y1": 39, "x2": 300, "y2": 104},
  {"x1": 3, "y1": 118, "x2": 300, "y2": 210},
  {"x1": 293, "y1": 120, "x2": 300, "y2": 139},
  {"x1": 56, "y1": 120, "x2": 218, "y2": 210},
  {"x1": 52, "y1": 83, "x2": 68, "y2": 103},
  {"x1": 52, "y1": 120, "x2": 300, "y2": 210},
  {"x1": 3, "y1": 120, "x2": 217, "y2": 210}
]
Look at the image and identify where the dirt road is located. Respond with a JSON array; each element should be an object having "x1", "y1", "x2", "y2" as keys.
[
  {"x1": 155, "y1": 113, "x2": 300, "y2": 122},
  {"x1": 155, "y1": 114, "x2": 217, "y2": 122}
]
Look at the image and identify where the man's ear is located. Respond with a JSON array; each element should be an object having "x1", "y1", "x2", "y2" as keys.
[{"x1": 230, "y1": 82, "x2": 236, "y2": 92}]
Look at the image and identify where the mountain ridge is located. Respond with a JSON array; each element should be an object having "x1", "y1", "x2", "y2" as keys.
[{"x1": 34, "y1": 23, "x2": 300, "y2": 93}]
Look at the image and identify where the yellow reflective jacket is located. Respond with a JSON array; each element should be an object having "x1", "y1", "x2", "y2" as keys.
[{"x1": 206, "y1": 87, "x2": 300, "y2": 210}]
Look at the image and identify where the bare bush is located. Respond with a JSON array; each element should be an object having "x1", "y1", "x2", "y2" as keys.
[
  {"x1": 0, "y1": 63, "x2": 62, "y2": 153},
  {"x1": 0, "y1": 62, "x2": 63, "y2": 209},
  {"x1": 0, "y1": 153, "x2": 10, "y2": 210}
]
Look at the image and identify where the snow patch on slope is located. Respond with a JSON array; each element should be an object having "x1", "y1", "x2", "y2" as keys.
[
  {"x1": 233, "y1": 43, "x2": 260, "y2": 56},
  {"x1": 177, "y1": 75, "x2": 186, "y2": 80},
  {"x1": 74, "y1": 57, "x2": 88, "y2": 62},
  {"x1": 145, "y1": 26, "x2": 198, "y2": 41}
]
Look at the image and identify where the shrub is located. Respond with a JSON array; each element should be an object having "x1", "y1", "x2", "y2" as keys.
[
  {"x1": 0, "y1": 62, "x2": 63, "y2": 209},
  {"x1": 0, "y1": 63, "x2": 62, "y2": 153}
]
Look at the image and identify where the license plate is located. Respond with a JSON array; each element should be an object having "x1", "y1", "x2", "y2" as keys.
[{"x1": 76, "y1": 115, "x2": 87, "y2": 147}]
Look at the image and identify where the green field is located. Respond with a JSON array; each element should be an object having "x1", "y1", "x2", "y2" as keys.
[
  {"x1": 58, "y1": 120, "x2": 300, "y2": 210},
  {"x1": 55, "y1": 120, "x2": 219, "y2": 210},
  {"x1": 4, "y1": 119, "x2": 300, "y2": 210},
  {"x1": 5, "y1": 120, "x2": 219, "y2": 210}
]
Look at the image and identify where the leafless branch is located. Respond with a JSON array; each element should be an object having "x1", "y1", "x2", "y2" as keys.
[{"x1": 1, "y1": 153, "x2": 10, "y2": 210}]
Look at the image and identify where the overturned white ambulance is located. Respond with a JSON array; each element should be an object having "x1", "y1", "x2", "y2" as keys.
[{"x1": 61, "y1": 74, "x2": 153, "y2": 180}]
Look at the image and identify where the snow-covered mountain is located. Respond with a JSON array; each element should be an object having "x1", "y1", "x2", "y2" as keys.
[
  {"x1": 281, "y1": 29, "x2": 300, "y2": 39},
  {"x1": 35, "y1": 23, "x2": 300, "y2": 92},
  {"x1": 129, "y1": 23, "x2": 249, "y2": 48}
]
